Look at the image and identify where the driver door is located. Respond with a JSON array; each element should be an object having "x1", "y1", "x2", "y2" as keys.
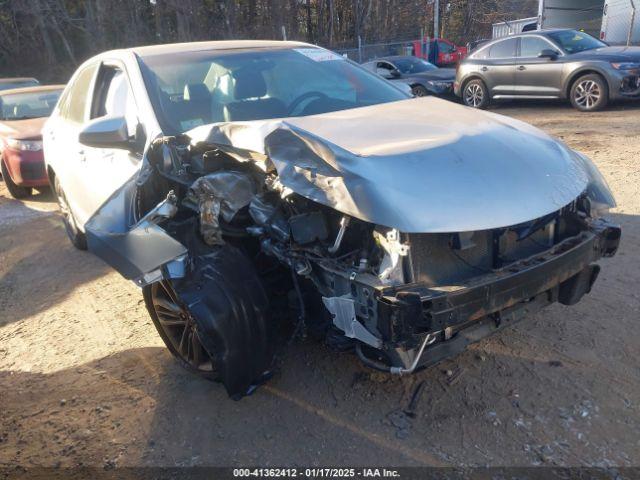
[{"x1": 515, "y1": 36, "x2": 565, "y2": 97}]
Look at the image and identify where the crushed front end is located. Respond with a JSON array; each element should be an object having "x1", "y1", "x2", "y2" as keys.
[
  {"x1": 344, "y1": 212, "x2": 620, "y2": 373},
  {"x1": 83, "y1": 99, "x2": 621, "y2": 397}
]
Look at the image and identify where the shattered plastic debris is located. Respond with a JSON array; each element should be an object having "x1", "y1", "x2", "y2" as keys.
[{"x1": 187, "y1": 171, "x2": 257, "y2": 245}]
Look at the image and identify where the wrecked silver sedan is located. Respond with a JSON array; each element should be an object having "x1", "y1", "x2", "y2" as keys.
[{"x1": 43, "y1": 41, "x2": 621, "y2": 399}]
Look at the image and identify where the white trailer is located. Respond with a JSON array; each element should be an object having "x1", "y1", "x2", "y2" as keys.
[
  {"x1": 601, "y1": 0, "x2": 639, "y2": 44},
  {"x1": 538, "y1": 0, "x2": 606, "y2": 37},
  {"x1": 492, "y1": 17, "x2": 538, "y2": 39}
]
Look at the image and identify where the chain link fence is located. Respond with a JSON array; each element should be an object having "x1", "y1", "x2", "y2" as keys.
[
  {"x1": 330, "y1": 37, "x2": 436, "y2": 64},
  {"x1": 603, "y1": 0, "x2": 639, "y2": 45}
]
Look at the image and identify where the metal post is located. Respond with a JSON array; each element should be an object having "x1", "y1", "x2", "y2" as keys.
[
  {"x1": 628, "y1": 0, "x2": 637, "y2": 46},
  {"x1": 420, "y1": 28, "x2": 424, "y2": 57},
  {"x1": 358, "y1": 35, "x2": 362, "y2": 63},
  {"x1": 282, "y1": 26, "x2": 287, "y2": 41},
  {"x1": 434, "y1": 0, "x2": 440, "y2": 38}
]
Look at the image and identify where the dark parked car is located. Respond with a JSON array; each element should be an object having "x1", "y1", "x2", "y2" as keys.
[
  {"x1": 0, "y1": 85, "x2": 64, "y2": 198},
  {"x1": 45, "y1": 41, "x2": 619, "y2": 399},
  {"x1": 363, "y1": 56, "x2": 456, "y2": 97},
  {"x1": 455, "y1": 29, "x2": 640, "y2": 111},
  {"x1": 0, "y1": 77, "x2": 39, "y2": 92}
]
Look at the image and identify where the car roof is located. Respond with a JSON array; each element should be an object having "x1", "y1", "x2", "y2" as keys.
[
  {"x1": 112, "y1": 40, "x2": 314, "y2": 58},
  {"x1": 504, "y1": 28, "x2": 578, "y2": 39},
  {"x1": 0, "y1": 77, "x2": 39, "y2": 84},
  {"x1": 472, "y1": 29, "x2": 578, "y2": 55},
  {"x1": 0, "y1": 85, "x2": 65, "y2": 97}
]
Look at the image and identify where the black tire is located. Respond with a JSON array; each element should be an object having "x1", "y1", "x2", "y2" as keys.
[
  {"x1": 412, "y1": 85, "x2": 430, "y2": 97},
  {"x1": 143, "y1": 280, "x2": 219, "y2": 381},
  {"x1": 570, "y1": 74, "x2": 609, "y2": 112},
  {"x1": 462, "y1": 79, "x2": 490, "y2": 109},
  {"x1": 53, "y1": 175, "x2": 87, "y2": 250},
  {"x1": 1, "y1": 158, "x2": 33, "y2": 199}
]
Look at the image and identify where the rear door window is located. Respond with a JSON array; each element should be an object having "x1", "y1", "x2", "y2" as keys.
[
  {"x1": 489, "y1": 38, "x2": 517, "y2": 59},
  {"x1": 59, "y1": 64, "x2": 98, "y2": 124}
]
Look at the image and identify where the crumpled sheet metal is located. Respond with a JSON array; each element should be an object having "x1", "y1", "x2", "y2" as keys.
[
  {"x1": 84, "y1": 174, "x2": 188, "y2": 281},
  {"x1": 187, "y1": 97, "x2": 616, "y2": 233},
  {"x1": 187, "y1": 171, "x2": 257, "y2": 245}
]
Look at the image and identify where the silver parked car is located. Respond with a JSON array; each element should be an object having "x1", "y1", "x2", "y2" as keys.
[
  {"x1": 455, "y1": 29, "x2": 640, "y2": 111},
  {"x1": 44, "y1": 40, "x2": 620, "y2": 399}
]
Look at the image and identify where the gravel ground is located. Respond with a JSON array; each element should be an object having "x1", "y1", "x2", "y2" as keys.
[{"x1": 1, "y1": 101, "x2": 639, "y2": 470}]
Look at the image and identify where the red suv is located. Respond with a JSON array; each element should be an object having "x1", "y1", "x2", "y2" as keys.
[{"x1": 412, "y1": 38, "x2": 467, "y2": 67}]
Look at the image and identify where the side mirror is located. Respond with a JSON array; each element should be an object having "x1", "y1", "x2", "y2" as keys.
[
  {"x1": 538, "y1": 49, "x2": 560, "y2": 60},
  {"x1": 390, "y1": 69, "x2": 402, "y2": 78},
  {"x1": 79, "y1": 115, "x2": 131, "y2": 150}
]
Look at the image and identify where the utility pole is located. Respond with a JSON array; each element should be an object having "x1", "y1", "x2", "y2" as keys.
[{"x1": 434, "y1": 0, "x2": 440, "y2": 38}]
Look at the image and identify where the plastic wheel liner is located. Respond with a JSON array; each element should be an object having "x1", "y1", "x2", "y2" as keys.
[{"x1": 175, "y1": 243, "x2": 272, "y2": 399}]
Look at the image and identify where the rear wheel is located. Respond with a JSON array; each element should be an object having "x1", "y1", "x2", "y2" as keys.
[
  {"x1": 53, "y1": 175, "x2": 87, "y2": 250},
  {"x1": 462, "y1": 79, "x2": 490, "y2": 109},
  {"x1": 412, "y1": 85, "x2": 429, "y2": 97},
  {"x1": 570, "y1": 74, "x2": 609, "y2": 112},
  {"x1": 1, "y1": 158, "x2": 33, "y2": 199},
  {"x1": 144, "y1": 280, "x2": 218, "y2": 380}
]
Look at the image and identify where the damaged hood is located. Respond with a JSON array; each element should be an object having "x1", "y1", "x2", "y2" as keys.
[{"x1": 187, "y1": 98, "x2": 613, "y2": 233}]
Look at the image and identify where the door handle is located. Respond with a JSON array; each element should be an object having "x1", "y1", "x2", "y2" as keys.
[{"x1": 518, "y1": 66, "x2": 526, "y2": 71}]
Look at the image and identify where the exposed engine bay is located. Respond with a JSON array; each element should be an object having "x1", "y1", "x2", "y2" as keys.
[{"x1": 84, "y1": 99, "x2": 621, "y2": 398}]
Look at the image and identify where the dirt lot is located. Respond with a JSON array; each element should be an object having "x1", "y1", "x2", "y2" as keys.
[{"x1": 1, "y1": 102, "x2": 639, "y2": 471}]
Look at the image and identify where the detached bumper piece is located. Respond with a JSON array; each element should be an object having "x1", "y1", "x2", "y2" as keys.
[{"x1": 370, "y1": 220, "x2": 621, "y2": 372}]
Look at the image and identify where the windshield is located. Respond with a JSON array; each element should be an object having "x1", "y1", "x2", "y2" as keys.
[
  {"x1": 0, "y1": 90, "x2": 62, "y2": 120},
  {"x1": 548, "y1": 30, "x2": 606, "y2": 54},
  {"x1": 393, "y1": 57, "x2": 438, "y2": 74},
  {"x1": 139, "y1": 47, "x2": 408, "y2": 134}
]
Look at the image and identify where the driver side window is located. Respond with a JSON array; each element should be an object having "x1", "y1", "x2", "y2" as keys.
[
  {"x1": 520, "y1": 37, "x2": 554, "y2": 58},
  {"x1": 91, "y1": 65, "x2": 138, "y2": 139},
  {"x1": 375, "y1": 62, "x2": 397, "y2": 79},
  {"x1": 376, "y1": 62, "x2": 395, "y2": 72}
]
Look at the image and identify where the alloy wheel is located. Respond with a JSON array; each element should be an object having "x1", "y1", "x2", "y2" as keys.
[
  {"x1": 574, "y1": 80, "x2": 601, "y2": 110},
  {"x1": 412, "y1": 85, "x2": 428, "y2": 97},
  {"x1": 464, "y1": 83, "x2": 484, "y2": 107},
  {"x1": 150, "y1": 281, "x2": 215, "y2": 373}
]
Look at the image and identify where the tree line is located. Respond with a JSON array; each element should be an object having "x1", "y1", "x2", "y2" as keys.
[{"x1": 0, "y1": 0, "x2": 537, "y2": 82}]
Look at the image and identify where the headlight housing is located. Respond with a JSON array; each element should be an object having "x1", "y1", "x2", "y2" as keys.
[
  {"x1": 572, "y1": 151, "x2": 616, "y2": 218},
  {"x1": 611, "y1": 62, "x2": 640, "y2": 71},
  {"x1": 6, "y1": 138, "x2": 43, "y2": 151}
]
